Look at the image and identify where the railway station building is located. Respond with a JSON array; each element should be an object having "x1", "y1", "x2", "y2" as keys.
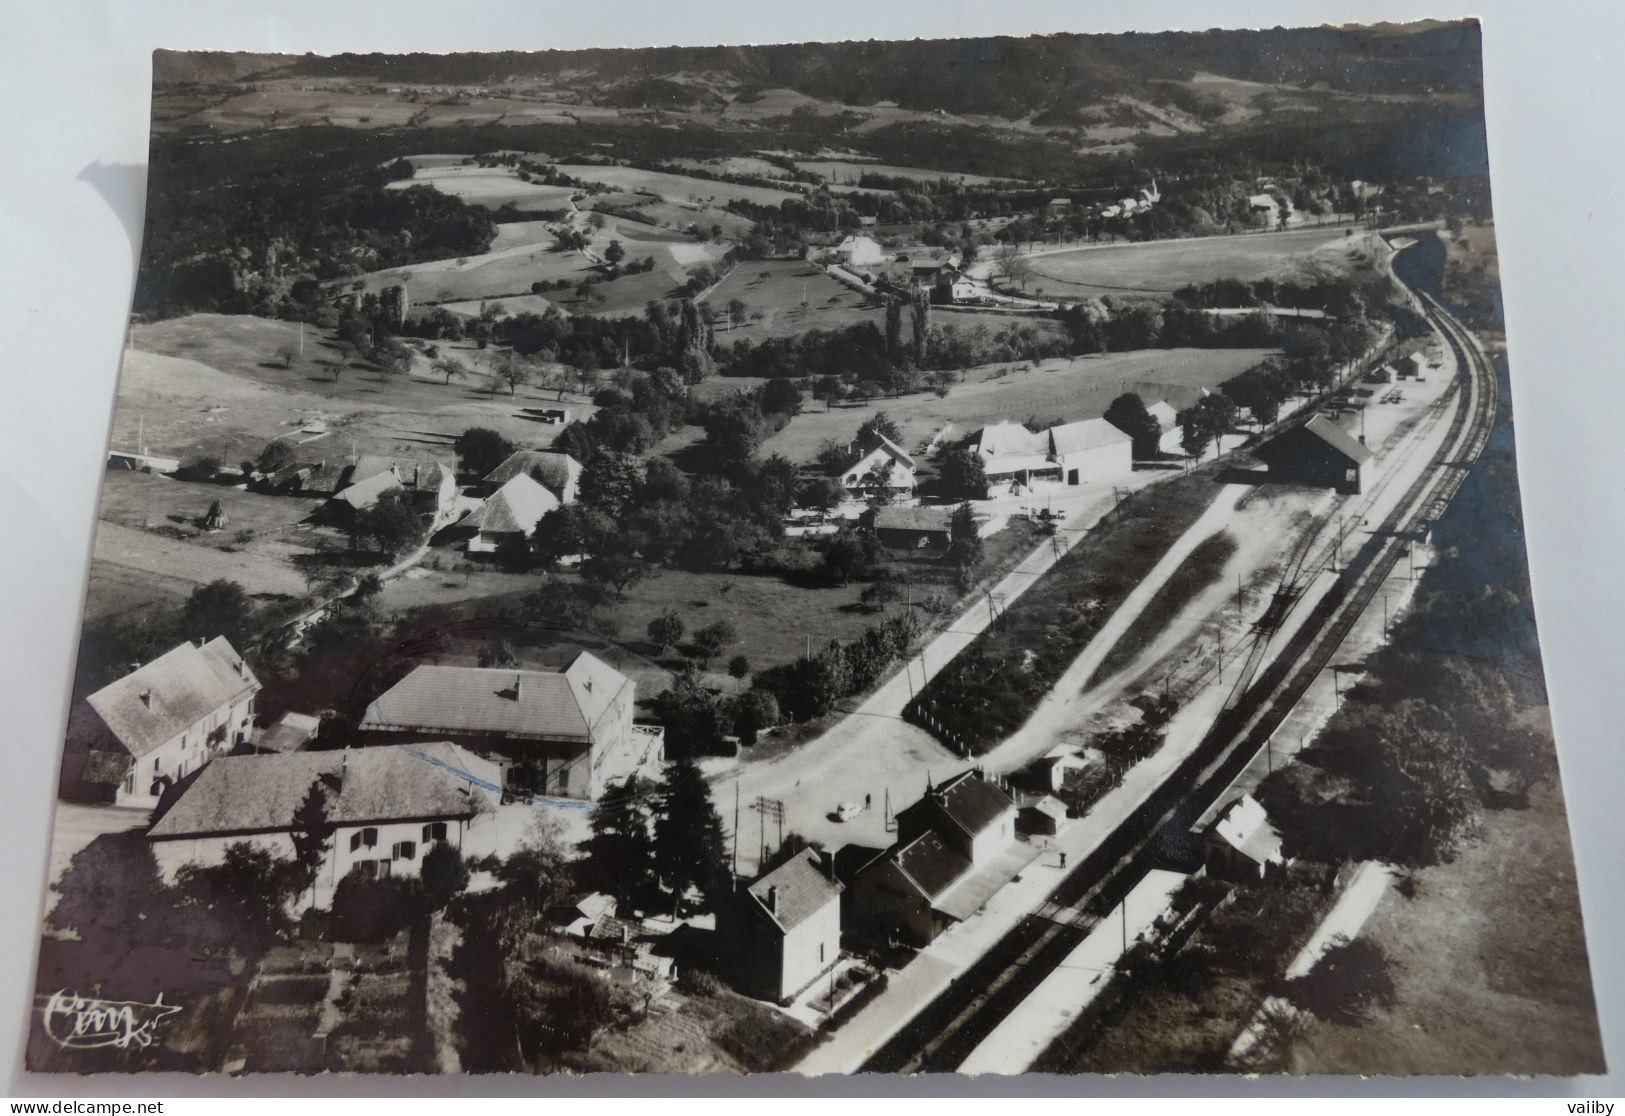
[{"x1": 1253, "y1": 415, "x2": 1374, "y2": 495}]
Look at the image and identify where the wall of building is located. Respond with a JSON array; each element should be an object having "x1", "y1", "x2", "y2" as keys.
[
  {"x1": 1060, "y1": 440, "x2": 1133, "y2": 486},
  {"x1": 114, "y1": 693, "x2": 256, "y2": 808},
  {"x1": 850, "y1": 861, "x2": 937, "y2": 948},
  {"x1": 967, "y1": 806, "x2": 1018, "y2": 866},
  {"x1": 777, "y1": 895, "x2": 842, "y2": 1001},
  {"x1": 151, "y1": 812, "x2": 495, "y2": 910}
]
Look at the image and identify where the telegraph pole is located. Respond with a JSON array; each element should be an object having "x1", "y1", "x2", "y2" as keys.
[{"x1": 732, "y1": 782, "x2": 740, "y2": 878}]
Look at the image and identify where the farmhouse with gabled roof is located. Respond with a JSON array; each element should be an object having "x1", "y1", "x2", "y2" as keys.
[
  {"x1": 62, "y1": 637, "x2": 260, "y2": 808},
  {"x1": 357, "y1": 652, "x2": 635, "y2": 800}
]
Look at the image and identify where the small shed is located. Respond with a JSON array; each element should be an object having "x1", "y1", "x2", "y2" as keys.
[
  {"x1": 871, "y1": 505, "x2": 953, "y2": 551},
  {"x1": 1017, "y1": 795, "x2": 1069, "y2": 837},
  {"x1": 1202, "y1": 794, "x2": 1286, "y2": 882}
]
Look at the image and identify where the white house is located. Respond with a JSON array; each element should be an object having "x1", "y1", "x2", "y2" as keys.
[
  {"x1": 1146, "y1": 400, "x2": 1184, "y2": 456},
  {"x1": 1045, "y1": 418, "x2": 1134, "y2": 485},
  {"x1": 832, "y1": 235, "x2": 885, "y2": 268},
  {"x1": 948, "y1": 274, "x2": 979, "y2": 302},
  {"x1": 968, "y1": 418, "x2": 1132, "y2": 488},
  {"x1": 724, "y1": 848, "x2": 844, "y2": 1003},
  {"x1": 462, "y1": 472, "x2": 559, "y2": 553},
  {"x1": 1248, "y1": 193, "x2": 1280, "y2": 223},
  {"x1": 147, "y1": 741, "x2": 502, "y2": 908},
  {"x1": 839, "y1": 434, "x2": 916, "y2": 499},
  {"x1": 1202, "y1": 793, "x2": 1286, "y2": 882},
  {"x1": 65, "y1": 637, "x2": 261, "y2": 808}
]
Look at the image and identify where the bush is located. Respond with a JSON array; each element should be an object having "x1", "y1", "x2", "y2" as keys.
[{"x1": 329, "y1": 875, "x2": 426, "y2": 942}]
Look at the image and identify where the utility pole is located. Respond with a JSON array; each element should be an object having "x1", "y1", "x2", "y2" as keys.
[{"x1": 732, "y1": 782, "x2": 740, "y2": 878}]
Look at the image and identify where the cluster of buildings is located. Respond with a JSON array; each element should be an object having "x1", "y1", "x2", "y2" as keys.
[
  {"x1": 967, "y1": 416, "x2": 1135, "y2": 491},
  {"x1": 267, "y1": 445, "x2": 582, "y2": 556},
  {"x1": 61, "y1": 628, "x2": 642, "y2": 904}
]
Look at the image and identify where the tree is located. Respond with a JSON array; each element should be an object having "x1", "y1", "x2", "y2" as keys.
[
  {"x1": 1177, "y1": 395, "x2": 1238, "y2": 460},
  {"x1": 256, "y1": 440, "x2": 298, "y2": 474},
  {"x1": 1285, "y1": 938, "x2": 1396, "y2": 1025},
  {"x1": 938, "y1": 444, "x2": 989, "y2": 500},
  {"x1": 579, "y1": 776, "x2": 659, "y2": 913},
  {"x1": 581, "y1": 549, "x2": 648, "y2": 599},
  {"x1": 822, "y1": 529, "x2": 881, "y2": 587},
  {"x1": 578, "y1": 451, "x2": 643, "y2": 517},
  {"x1": 861, "y1": 570, "x2": 903, "y2": 611},
  {"x1": 173, "y1": 842, "x2": 295, "y2": 956},
  {"x1": 884, "y1": 299, "x2": 903, "y2": 360},
  {"x1": 910, "y1": 286, "x2": 932, "y2": 364},
  {"x1": 857, "y1": 410, "x2": 903, "y2": 448},
  {"x1": 377, "y1": 339, "x2": 414, "y2": 379},
  {"x1": 604, "y1": 239, "x2": 625, "y2": 265},
  {"x1": 433, "y1": 355, "x2": 468, "y2": 385},
  {"x1": 761, "y1": 377, "x2": 803, "y2": 417},
  {"x1": 730, "y1": 687, "x2": 779, "y2": 746},
  {"x1": 478, "y1": 638, "x2": 519, "y2": 668},
  {"x1": 1103, "y1": 392, "x2": 1163, "y2": 459},
  {"x1": 181, "y1": 579, "x2": 254, "y2": 644},
  {"x1": 276, "y1": 344, "x2": 298, "y2": 369},
  {"x1": 727, "y1": 654, "x2": 751, "y2": 681},
  {"x1": 288, "y1": 781, "x2": 335, "y2": 906},
  {"x1": 691, "y1": 619, "x2": 738, "y2": 666},
  {"x1": 420, "y1": 840, "x2": 470, "y2": 910},
  {"x1": 647, "y1": 609, "x2": 685, "y2": 652},
  {"x1": 497, "y1": 815, "x2": 574, "y2": 912},
  {"x1": 653, "y1": 757, "x2": 730, "y2": 909},
  {"x1": 351, "y1": 490, "x2": 423, "y2": 558},
  {"x1": 454, "y1": 427, "x2": 516, "y2": 479},
  {"x1": 945, "y1": 502, "x2": 984, "y2": 575}
]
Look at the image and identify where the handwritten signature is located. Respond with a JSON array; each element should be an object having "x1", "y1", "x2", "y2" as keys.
[{"x1": 41, "y1": 990, "x2": 181, "y2": 1051}]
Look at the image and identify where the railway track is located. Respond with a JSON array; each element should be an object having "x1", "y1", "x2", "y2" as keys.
[{"x1": 858, "y1": 290, "x2": 1498, "y2": 1074}]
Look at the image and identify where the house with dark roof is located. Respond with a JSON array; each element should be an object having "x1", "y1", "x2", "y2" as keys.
[
  {"x1": 483, "y1": 449, "x2": 582, "y2": 504},
  {"x1": 356, "y1": 652, "x2": 635, "y2": 800},
  {"x1": 147, "y1": 742, "x2": 500, "y2": 908},
  {"x1": 320, "y1": 457, "x2": 458, "y2": 527},
  {"x1": 870, "y1": 505, "x2": 953, "y2": 551},
  {"x1": 62, "y1": 637, "x2": 261, "y2": 808},
  {"x1": 1252, "y1": 415, "x2": 1374, "y2": 495},
  {"x1": 723, "y1": 848, "x2": 844, "y2": 1003},
  {"x1": 848, "y1": 769, "x2": 1032, "y2": 947}
]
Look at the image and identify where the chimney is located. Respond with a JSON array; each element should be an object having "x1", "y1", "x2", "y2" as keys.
[
  {"x1": 765, "y1": 885, "x2": 778, "y2": 914},
  {"x1": 819, "y1": 848, "x2": 836, "y2": 882},
  {"x1": 138, "y1": 689, "x2": 151, "y2": 709}
]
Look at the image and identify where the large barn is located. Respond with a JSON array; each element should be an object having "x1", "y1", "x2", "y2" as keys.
[{"x1": 1253, "y1": 415, "x2": 1374, "y2": 495}]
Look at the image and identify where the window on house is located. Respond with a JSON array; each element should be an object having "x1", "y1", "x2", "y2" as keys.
[
  {"x1": 349, "y1": 831, "x2": 363, "y2": 852},
  {"x1": 422, "y1": 822, "x2": 447, "y2": 843},
  {"x1": 153, "y1": 756, "x2": 161, "y2": 771},
  {"x1": 819, "y1": 943, "x2": 825, "y2": 964},
  {"x1": 392, "y1": 841, "x2": 417, "y2": 861},
  {"x1": 361, "y1": 827, "x2": 378, "y2": 848}
]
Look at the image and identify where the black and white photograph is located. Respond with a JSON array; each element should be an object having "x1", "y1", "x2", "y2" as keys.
[{"x1": 10, "y1": 14, "x2": 1611, "y2": 1082}]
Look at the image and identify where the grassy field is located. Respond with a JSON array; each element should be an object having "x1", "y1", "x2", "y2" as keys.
[
  {"x1": 705, "y1": 259, "x2": 882, "y2": 339},
  {"x1": 388, "y1": 164, "x2": 578, "y2": 211},
  {"x1": 759, "y1": 347, "x2": 1275, "y2": 464},
  {"x1": 795, "y1": 159, "x2": 1018, "y2": 186},
  {"x1": 1022, "y1": 227, "x2": 1382, "y2": 299},
  {"x1": 1088, "y1": 529, "x2": 1238, "y2": 685},
  {"x1": 1287, "y1": 764, "x2": 1604, "y2": 1076},
  {"x1": 124, "y1": 314, "x2": 595, "y2": 463},
  {"x1": 556, "y1": 164, "x2": 803, "y2": 208}
]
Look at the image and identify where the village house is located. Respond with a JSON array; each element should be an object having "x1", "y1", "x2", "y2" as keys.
[
  {"x1": 482, "y1": 449, "x2": 583, "y2": 503},
  {"x1": 146, "y1": 742, "x2": 501, "y2": 907},
  {"x1": 968, "y1": 418, "x2": 1133, "y2": 489},
  {"x1": 1200, "y1": 794, "x2": 1287, "y2": 882},
  {"x1": 1253, "y1": 415, "x2": 1374, "y2": 495},
  {"x1": 870, "y1": 505, "x2": 953, "y2": 551},
  {"x1": 357, "y1": 652, "x2": 636, "y2": 800},
  {"x1": 839, "y1": 434, "x2": 916, "y2": 500},
  {"x1": 255, "y1": 711, "x2": 321, "y2": 754},
  {"x1": 832, "y1": 234, "x2": 885, "y2": 268},
  {"x1": 461, "y1": 472, "x2": 559, "y2": 554},
  {"x1": 62, "y1": 637, "x2": 261, "y2": 808},
  {"x1": 723, "y1": 848, "x2": 844, "y2": 1004},
  {"x1": 319, "y1": 456, "x2": 459, "y2": 528},
  {"x1": 1248, "y1": 193, "x2": 1281, "y2": 223},
  {"x1": 847, "y1": 769, "x2": 1033, "y2": 948}
]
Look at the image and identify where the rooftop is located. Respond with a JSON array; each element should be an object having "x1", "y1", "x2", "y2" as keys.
[
  {"x1": 1299, "y1": 415, "x2": 1375, "y2": 465},
  {"x1": 745, "y1": 848, "x2": 843, "y2": 933},
  {"x1": 873, "y1": 505, "x2": 953, "y2": 533},
  {"x1": 462, "y1": 472, "x2": 560, "y2": 536},
  {"x1": 86, "y1": 637, "x2": 260, "y2": 759},
  {"x1": 1209, "y1": 794, "x2": 1285, "y2": 868},
  {"x1": 899, "y1": 769, "x2": 1018, "y2": 843},
  {"x1": 484, "y1": 449, "x2": 582, "y2": 494},
  {"x1": 1047, "y1": 417, "x2": 1132, "y2": 456},
  {"x1": 359, "y1": 652, "x2": 630, "y2": 743},
  {"x1": 148, "y1": 741, "x2": 496, "y2": 839}
]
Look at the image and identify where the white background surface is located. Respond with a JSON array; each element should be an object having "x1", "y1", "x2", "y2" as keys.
[{"x1": 0, "y1": 0, "x2": 1620, "y2": 1097}]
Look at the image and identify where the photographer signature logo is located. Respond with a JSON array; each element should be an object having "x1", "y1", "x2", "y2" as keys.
[{"x1": 41, "y1": 990, "x2": 181, "y2": 1051}]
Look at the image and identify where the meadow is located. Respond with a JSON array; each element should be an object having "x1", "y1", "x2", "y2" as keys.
[
  {"x1": 1021, "y1": 226, "x2": 1381, "y2": 300},
  {"x1": 759, "y1": 347, "x2": 1275, "y2": 463}
]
